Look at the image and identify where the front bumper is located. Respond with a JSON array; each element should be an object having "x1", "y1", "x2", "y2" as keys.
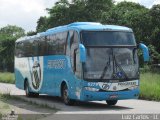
[{"x1": 80, "y1": 88, "x2": 139, "y2": 101}]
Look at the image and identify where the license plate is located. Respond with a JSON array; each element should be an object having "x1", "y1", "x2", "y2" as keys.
[{"x1": 109, "y1": 94, "x2": 118, "y2": 99}]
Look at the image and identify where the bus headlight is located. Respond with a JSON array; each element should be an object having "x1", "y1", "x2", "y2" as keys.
[{"x1": 84, "y1": 87, "x2": 99, "y2": 92}]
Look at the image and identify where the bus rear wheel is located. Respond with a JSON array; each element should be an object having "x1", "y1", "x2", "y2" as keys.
[
  {"x1": 106, "y1": 100, "x2": 118, "y2": 106},
  {"x1": 62, "y1": 84, "x2": 75, "y2": 105},
  {"x1": 24, "y1": 81, "x2": 39, "y2": 97}
]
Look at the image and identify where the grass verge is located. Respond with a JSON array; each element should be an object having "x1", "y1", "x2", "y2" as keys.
[
  {"x1": 0, "y1": 92, "x2": 58, "y2": 111},
  {"x1": 140, "y1": 72, "x2": 160, "y2": 101},
  {"x1": 0, "y1": 93, "x2": 57, "y2": 120},
  {"x1": 0, "y1": 72, "x2": 15, "y2": 84}
]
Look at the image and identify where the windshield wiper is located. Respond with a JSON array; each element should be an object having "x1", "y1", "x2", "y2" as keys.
[
  {"x1": 100, "y1": 56, "x2": 111, "y2": 80},
  {"x1": 113, "y1": 55, "x2": 129, "y2": 80},
  {"x1": 99, "y1": 48, "x2": 129, "y2": 80}
]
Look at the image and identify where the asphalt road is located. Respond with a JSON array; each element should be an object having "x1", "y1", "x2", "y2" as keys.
[{"x1": 0, "y1": 83, "x2": 160, "y2": 120}]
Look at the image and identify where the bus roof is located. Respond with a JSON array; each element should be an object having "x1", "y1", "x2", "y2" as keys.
[{"x1": 16, "y1": 22, "x2": 132, "y2": 42}]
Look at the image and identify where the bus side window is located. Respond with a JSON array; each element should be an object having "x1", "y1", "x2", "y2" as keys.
[
  {"x1": 66, "y1": 31, "x2": 70, "y2": 56},
  {"x1": 26, "y1": 40, "x2": 33, "y2": 57},
  {"x1": 15, "y1": 42, "x2": 25, "y2": 58},
  {"x1": 47, "y1": 35, "x2": 56, "y2": 55},
  {"x1": 56, "y1": 32, "x2": 68, "y2": 54},
  {"x1": 23, "y1": 40, "x2": 33, "y2": 57},
  {"x1": 38, "y1": 36, "x2": 47, "y2": 56},
  {"x1": 32, "y1": 39, "x2": 39, "y2": 56},
  {"x1": 70, "y1": 30, "x2": 79, "y2": 72}
]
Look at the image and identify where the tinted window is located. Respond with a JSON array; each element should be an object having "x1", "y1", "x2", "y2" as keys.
[
  {"x1": 15, "y1": 40, "x2": 33, "y2": 57},
  {"x1": 38, "y1": 36, "x2": 48, "y2": 56},
  {"x1": 82, "y1": 31, "x2": 136, "y2": 46},
  {"x1": 24, "y1": 40, "x2": 33, "y2": 57},
  {"x1": 69, "y1": 30, "x2": 79, "y2": 71},
  {"x1": 47, "y1": 35, "x2": 57, "y2": 55},
  {"x1": 47, "y1": 32, "x2": 68, "y2": 55},
  {"x1": 57, "y1": 32, "x2": 68, "y2": 54},
  {"x1": 32, "y1": 39, "x2": 39, "y2": 56},
  {"x1": 15, "y1": 42, "x2": 25, "y2": 57},
  {"x1": 15, "y1": 31, "x2": 68, "y2": 57},
  {"x1": 70, "y1": 30, "x2": 78, "y2": 48}
]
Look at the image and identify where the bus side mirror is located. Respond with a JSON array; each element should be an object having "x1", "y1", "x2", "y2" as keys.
[
  {"x1": 139, "y1": 43, "x2": 149, "y2": 62},
  {"x1": 79, "y1": 44, "x2": 86, "y2": 62}
]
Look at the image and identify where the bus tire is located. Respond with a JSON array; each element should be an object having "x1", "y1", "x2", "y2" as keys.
[
  {"x1": 106, "y1": 100, "x2": 118, "y2": 106},
  {"x1": 24, "y1": 80, "x2": 39, "y2": 97},
  {"x1": 62, "y1": 84, "x2": 75, "y2": 105}
]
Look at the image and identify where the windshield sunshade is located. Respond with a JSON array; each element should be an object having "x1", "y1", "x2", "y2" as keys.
[{"x1": 82, "y1": 31, "x2": 136, "y2": 46}]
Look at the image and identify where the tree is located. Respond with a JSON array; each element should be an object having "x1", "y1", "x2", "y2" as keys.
[
  {"x1": 149, "y1": 5, "x2": 160, "y2": 54},
  {"x1": 84, "y1": 0, "x2": 113, "y2": 21},
  {"x1": 27, "y1": 31, "x2": 37, "y2": 36},
  {"x1": 0, "y1": 25, "x2": 25, "y2": 72},
  {"x1": 36, "y1": 16, "x2": 49, "y2": 32},
  {"x1": 102, "y1": 1, "x2": 146, "y2": 25},
  {"x1": 36, "y1": 0, "x2": 113, "y2": 31}
]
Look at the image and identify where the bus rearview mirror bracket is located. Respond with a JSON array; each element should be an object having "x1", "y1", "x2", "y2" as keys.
[
  {"x1": 139, "y1": 43, "x2": 150, "y2": 62},
  {"x1": 79, "y1": 44, "x2": 86, "y2": 62}
]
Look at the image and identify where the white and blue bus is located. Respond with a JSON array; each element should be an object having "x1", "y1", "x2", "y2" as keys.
[{"x1": 15, "y1": 22, "x2": 149, "y2": 105}]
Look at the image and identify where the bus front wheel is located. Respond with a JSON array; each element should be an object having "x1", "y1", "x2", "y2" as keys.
[
  {"x1": 24, "y1": 81, "x2": 39, "y2": 97},
  {"x1": 62, "y1": 84, "x2": 75, "y2": 105},
  {"x1": 106, "y1": 100, "x2": 118, "y2": 106}
]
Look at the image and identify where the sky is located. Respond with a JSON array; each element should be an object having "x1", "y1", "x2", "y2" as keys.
[{"x1": 0, "y1": 0, "x2": 160, "y2": 32}]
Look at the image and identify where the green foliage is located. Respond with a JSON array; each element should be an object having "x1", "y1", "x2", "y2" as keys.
[
  {"x1": 36, "y1": 16, "x2": 49, "y2": 32},
  {"x1": 149, "y1": 5, "x2": 160, "y2": 56},
  {"x1": 0, "y1": 72, "x2": 15, "y2": 84},
  {"x1": 0, "y1": 25, "x2": 25, "y2": 40},
  {"x1": 140, "y1": 65, "x2": 151, "y2": 73},
  {"x1": 102, "y1": 2, "x2": 147, "y2": 24},
  {"x1": 36, "y1": 0, "x2": 114, "y2": 32},
  {"x1": 27, "y1": 31, "x2": 37, "y2": 36},
  {"x1": 148, "y1": 45, "x2": 160, "y2": 64},
  {"x1": 0, "y1": 25, "x2": 25, "y2": 72},
  {"x1": 150, "y1": 4, "x2": 160, "y2": 28},
  {"x1": 140, "y1": 72, "x2": 160, "y2": 101}
]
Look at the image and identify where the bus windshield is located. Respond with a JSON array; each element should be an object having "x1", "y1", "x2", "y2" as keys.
[
  {"x1": 81, "y1": 31, "x2": 139, "y2": 81},
  {"x1": 83, "y1": 47, "x2": 139, "y2": 80},
  {"x1": 81, "y1": 31, "x2": 136, "y2": 46}
]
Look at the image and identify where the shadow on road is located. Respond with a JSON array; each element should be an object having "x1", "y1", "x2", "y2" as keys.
[{"x1": 9, "y1": 94, "x2": 133, "y2": 112}]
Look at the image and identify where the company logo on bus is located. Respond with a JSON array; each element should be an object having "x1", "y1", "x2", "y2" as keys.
[
  {"x1": 102, "y1": 84, "x2": 110, "y2": 90},
  {"x1": 32, "y1": 61, "x2": 41, "y2": 90}
]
